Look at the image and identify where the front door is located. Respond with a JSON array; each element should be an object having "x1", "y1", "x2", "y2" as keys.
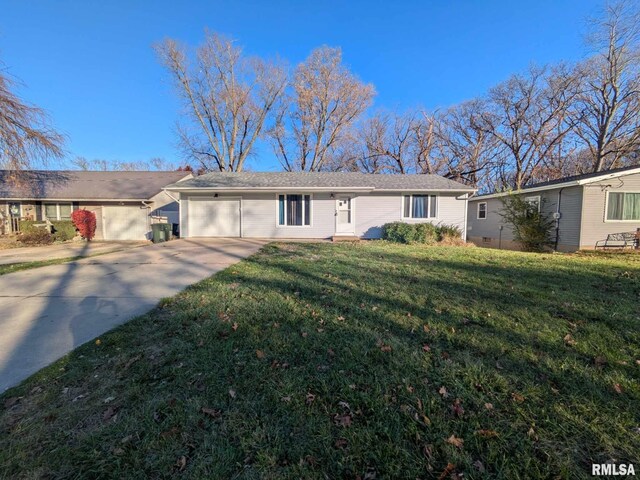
[{"x1": 335, "y1": 195, "x2": 355, "y2": 235}]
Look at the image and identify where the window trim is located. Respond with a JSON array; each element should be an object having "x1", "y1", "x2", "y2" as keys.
[
  {"x1": 604, "y1": 190, "x2": 640, "y2": 222},
  {"x1": 401, "y1": 194, "x2": 438, "y2": 220},
  {"x1": 43, "y1": 202, "x2": 73, "y2": 221},
  {"x1": 524, "y1": 196, "x2": 541, "y2": 213},
  {"x1": 275, "y1": 193, "x2": 313, "y2": 228},
  {"x1": 477, "y1": 202, "x2": 487, "y2": 220}
]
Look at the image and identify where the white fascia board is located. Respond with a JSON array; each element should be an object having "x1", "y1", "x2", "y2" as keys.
[{"x1": 469, "y1": 167, "x2": 640, "y2": 202}]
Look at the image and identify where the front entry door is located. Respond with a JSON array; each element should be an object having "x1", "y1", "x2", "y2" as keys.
[{"x1": 335, "y1": 195, "x2": 355, "y2": 235}]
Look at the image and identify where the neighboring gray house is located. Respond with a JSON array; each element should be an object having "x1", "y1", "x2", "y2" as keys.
[
  {"x1": 164, "y1": 172, "x2": 475, "y2": 240},
  {"x1": 467, "y1": 166, "x2": 640, "y2": 252},
  {"x1": 0, "y1": 170, "x2": 192, "y2": 240}
]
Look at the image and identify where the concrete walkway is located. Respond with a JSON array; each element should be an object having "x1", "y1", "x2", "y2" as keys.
[
  {"x1": 0, "y1": 240, "x2": 147, "y2": 265},
  {"x1": 0, "y1": 238, "x2": 267, "y2": 392}
]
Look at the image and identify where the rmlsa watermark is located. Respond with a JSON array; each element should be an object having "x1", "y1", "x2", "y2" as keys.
[{"x1": 592, "y1": 463, "x2": 635, "y2": 476}]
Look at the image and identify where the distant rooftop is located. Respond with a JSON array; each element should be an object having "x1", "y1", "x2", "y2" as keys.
[
  {"x1": 164, "y1": 171, "x2": 475, "y2": 191},
  {"x1": 0, "y1": 170, "x2": 192, "y2": 200}
]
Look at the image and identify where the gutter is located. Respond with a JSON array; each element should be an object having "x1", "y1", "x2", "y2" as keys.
[{"x1": 553, "y1": 188, "x2": 564, "y2": 252}]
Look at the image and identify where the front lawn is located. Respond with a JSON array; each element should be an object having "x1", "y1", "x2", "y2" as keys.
[{"x1": 1, "y1": 243, "x2": 639, "y2": 479}]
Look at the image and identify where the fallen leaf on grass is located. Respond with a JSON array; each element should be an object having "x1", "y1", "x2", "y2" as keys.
[
  {"x1": 527, "y1": 426, "x2": 538, "y2": 440},
  {"x1": 511, "y1": 392, "x2": 525, "y2": 403},
  {"x1": 450, "y1": 398, "x2": 464, "y2": 418},
  {"x1": 231, "y1": 322, "x2": 239, "y2": 331},
  {"x1": 563, "y1": 334, "x2": 577, "y2": 346},
  {"x1": 613, "y1": 383, "x2": 623, "y2": 394},
  {"x1": 422, "y1": 344, "x2": 431, "y2": 352},
  {"x1": 305, "y1": 393, "x2": 316, "y2": 405},
  {"x1": 484, "y1": 402, "x2": 494, "y2": 410},
  {"x1": 102, "y1": 406, "x2": 117, "y2": 421},
  {"x1": 438, "y1": 462, "x2": 456, "y2": 480},
  {"x1": 438, "y1": 386, "x2": 448, "y2": 398},
  {"x1": 201, "y1": 407, "x2": 222, "y2": 419},
  {"x1": 473, "y1": 460, "x2": 485, "y2": 472},
  {"x1": 475, "y1": 429, "x2": 499, "y2": 438},
  {"x1": 333, "y1": 413, "x2": 353, "y2": 427},
  {"x1": 594, "y1": 356, "x2": 607, "y2": 367},
  {"x1": 335, "y1": 438, "x2": 348, "y2": 449},
  {"x1": 446, "y1": 435, "x2": 464, "y2": 448},
  {"x1": 379, "y1": 344, "x2": 392, "y2": 352},
  {"x1": 228, "y1": 389, "x2": 236, "y2": 399},
  {"x1": 281, "y1": 396, "x2": 292, "y2": 403},
  {"x1": 301, "y1": 332, "x2": 308, "y2": 338},
  {"x1": 256, "y1": 350, "x2": 265, "y2": 359}
]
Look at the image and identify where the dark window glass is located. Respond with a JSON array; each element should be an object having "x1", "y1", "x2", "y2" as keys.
[
  {"x1": 404, "y1": 196, "x2": 411, "y2": 217},
  {"x1": 304, "y1": 195, "x2": 311, "y2": 225},
  {"x1": 278, "y1": 195, "x2": 285, "y2": 225},
  {"x1": 287, "y1": 194, "x2": 303, "y2": 226}
]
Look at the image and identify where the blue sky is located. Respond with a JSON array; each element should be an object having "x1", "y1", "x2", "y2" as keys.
[{"x1": 1, "y1": 0, "x2": 604, "y2": 171}]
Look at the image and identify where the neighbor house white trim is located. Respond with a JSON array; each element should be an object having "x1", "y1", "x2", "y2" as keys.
[
  {"x1": 477, "y1": 202, "x2": 487, "y2": 220},
  {"x1": 604, "y1": 190, "x2": 640, "y2": 223},
  {"x1": 469, "y1": 167, "x2": 640, "y2": 202}
]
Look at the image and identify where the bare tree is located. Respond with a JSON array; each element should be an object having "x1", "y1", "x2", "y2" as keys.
[
  {"x1": 435, "y1": 100, "x2": 503, "y2": 188},
  {"x1": 156, "y1": 32, "x2": 287, "y2": 172},
  {"x1": 569, "y1": 1, "x2": 640, "y2": 172},
  {"x1": 68, "y1": 156, "x2": 179, "y2": 171},
  {"x1": 480, "y1": 65, "x2": 580, "y2": 189},
  {"x1": 0, "y1": 65, "x2": 65, "y2": 170},
  {"x1": 270, "y1": 46, "x2": 375, "y2": 171}
]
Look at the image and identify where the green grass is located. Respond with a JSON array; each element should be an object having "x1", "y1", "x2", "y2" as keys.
[
  {"x1": 1, "y1": 242, "x2": 639, "y2": 479},
  {"x1": 0, "y1": 249, "x2": 126, "y2": 275},
  {"x1": 0, "y1": 257, "x2": 87, "y2": 275}
]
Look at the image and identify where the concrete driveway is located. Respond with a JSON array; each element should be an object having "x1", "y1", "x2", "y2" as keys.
[
  {"x1": 0, "y1": 238, "x2": 268, "y2": 392},
  {"x1": 0, "y1": 240, "x2": 146, "y2": 265}
]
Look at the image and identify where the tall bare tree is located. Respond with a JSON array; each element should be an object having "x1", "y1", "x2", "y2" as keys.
[
  {"x1": 0, "y1": 65, "x2": 64, "y2": 171},
  {"x1": 569, "y1": 1, "x2": 640, "y2": 172},
  {"x1": 270, "y1": 46, "x2": 375, "y2": 171},
  {"x1": 156, "y1": 32, "x2": 287, "y2": 172},
  {"x1": 435, "y1": 100, "x2": 503, "y2": 188},
  {"x1": 480, "y1": 65, "x2": 580, "y2": 189}
]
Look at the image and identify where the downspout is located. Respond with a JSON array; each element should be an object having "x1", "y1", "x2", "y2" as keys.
[
  {"x1": 553, "y1": 188, "x2": 564, "y2": 252},
  {"x1": 141, "y1": 200, "x2": 153, "y2": 237},
  {"x1": 462, "y1": 193, "x2": 469, "y2": 242}
]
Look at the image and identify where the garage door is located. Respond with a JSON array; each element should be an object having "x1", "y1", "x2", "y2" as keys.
[
  {"x1": 188, "y1": 197, "x2": 240, "y2": 237},
  {"x1": 102, "y1": 205, "x2": 150, "y2": 240}
]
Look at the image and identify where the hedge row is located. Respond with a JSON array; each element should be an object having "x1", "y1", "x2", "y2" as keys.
[
  {"x1": 381, "y1": 222, "x2": 462, "y2": 244},
  {"x1": 18, "y1": 220, "x2": 77, "y2": 242}
]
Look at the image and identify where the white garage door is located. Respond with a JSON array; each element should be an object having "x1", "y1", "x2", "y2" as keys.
[
  {"x1": 188, "y1": 197, "x2": 240, "y2": 237},
  {"x1": 102, "y1": 205, "x2": 149, "y2": 240}
]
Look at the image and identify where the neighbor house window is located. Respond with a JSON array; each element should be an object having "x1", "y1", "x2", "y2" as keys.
[
  {"x1": 477, "y1": 202, "x2": 487, "y2": 219},
  {"x1": 403, "y1": 194, "x2": 437, "y2": 219},
  {"x1": 43, "y1": 203, "x2": 72, "y2": 221},
  {"x1": 607, "y1": 192, "x2": 640, "y2": 221},
  {"x1": 278, "y1": 194, "x2": 311, "y2": 226}
]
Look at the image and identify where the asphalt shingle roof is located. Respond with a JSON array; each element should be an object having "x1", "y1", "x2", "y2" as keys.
[
  {"x1": 0, "y1": 170, "x2": 191, "y2": 200},
  {"x1": 165, "y1": 172, "x2": 474, "y2": 191}
]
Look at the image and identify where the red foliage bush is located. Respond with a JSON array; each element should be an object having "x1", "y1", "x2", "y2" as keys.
[{"x1": 71, "y1": 209, "x2": 96, "y2": 240}]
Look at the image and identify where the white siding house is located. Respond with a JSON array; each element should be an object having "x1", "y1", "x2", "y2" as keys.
[{"x1": 166, "y1": 172, "x2": 475, "y2": 240}]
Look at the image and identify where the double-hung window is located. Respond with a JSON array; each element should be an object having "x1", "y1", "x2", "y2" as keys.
[
  {"x1": 477, "y1": 202, "x2": 487, "y2": 219},
  {"x1": 278, "y1": 194, "x2": 311, "y2": 226},
  {"x1": 403, "y1": 194, "x2": 437, "y2": 219},
  {"x1": 44, "y1": 203, "x2": 72, "y2": 221},
  {"x1": 607, "y1": 192, "x2": 640, "y2": 221}
]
